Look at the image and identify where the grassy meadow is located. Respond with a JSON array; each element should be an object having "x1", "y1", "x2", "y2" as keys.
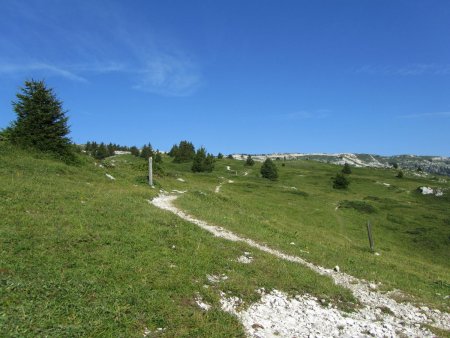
[{"x1": 1, "y1": 143, "x2": 449, "y2": 336}]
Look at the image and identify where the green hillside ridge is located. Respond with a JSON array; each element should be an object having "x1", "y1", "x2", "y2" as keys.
[{"x1": 1, "y1": 142, "x2": 449, "y2": 336}]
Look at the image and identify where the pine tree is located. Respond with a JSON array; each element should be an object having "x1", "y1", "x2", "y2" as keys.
[
  {"x1": 107, "y1": 143, "x2": 115, "y2": 157},
  {"x1": 191, "y1": 147, "x2": 215, "y2": 172},
  {"x1": 342, "y1": 163, "x2": 352, "y2": 174},
  {"x1": 130, "y1": 146, "x2": 140, "y2": 157},
  {"x1": 260, "y1": 158, "x2": 278, "y2": 180},
  {"x1": 155, "y1": 151, "x2": 163, "y2": 163},
  {"x1": 10, "y1": 79, "x2": 73, "y2": 159},
  {"x1": 245, "y1": 155, "x2": 255, "y2": 166},
  {"x1": 217, "y1": 152, "x2": 224, "y2": 159},
  {"x1": 204, "y1": 153, "x2": 215, "y2": 172},
  {"x1": 140, "y1": 143, "x2": 154, "y2": 159},
  {"x1": 95, "y1": 143, "x2": 109, "y2": 160},
  {"x1": 168, "y1": 144, "x2": 179, "y2": 157},
  {"x1": 192, "y1": 147, "x2": 206, "y2": 172},
  {"x1": 174, "y1": 140, "x2": 195, "y2": 163}
]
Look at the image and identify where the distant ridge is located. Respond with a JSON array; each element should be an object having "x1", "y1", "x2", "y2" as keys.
[{"x1": 231, "y1": 153, "x2": 450, "y2": 176}]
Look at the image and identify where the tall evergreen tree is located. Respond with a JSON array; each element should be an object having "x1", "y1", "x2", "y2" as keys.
[{"x1": 10, "y1": 79, "x2": 73, "y2": 158}]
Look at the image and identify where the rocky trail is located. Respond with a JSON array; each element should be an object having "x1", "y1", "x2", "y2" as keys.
[{"x1": 150, "y1": 193, "x2": 450, "y2": 337}]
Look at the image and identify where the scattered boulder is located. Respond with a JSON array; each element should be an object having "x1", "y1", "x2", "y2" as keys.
[{"x1": 418, "y1": 186, "x2": 444, "y2": 196}]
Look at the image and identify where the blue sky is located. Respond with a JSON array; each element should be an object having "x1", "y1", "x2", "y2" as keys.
[{"x1": 1, "y1": 0, "x2": 449, "y2": 156}]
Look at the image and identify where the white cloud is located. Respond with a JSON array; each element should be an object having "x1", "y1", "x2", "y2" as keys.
[
  {"x1": 133, "y1": 54, "x2": 202, "y2": 97},
  {"x1": 0, "y1": 62, "x2": 87, "y2": 82}
]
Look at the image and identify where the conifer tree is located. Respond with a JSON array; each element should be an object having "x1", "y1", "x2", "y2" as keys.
[
  {"x1": 174, "y1": 140, "x2": 195, "y2": 163},
  {"x1": 140, "y1": 143, "x2": 154, "y2": 159},
  {"x1": 130, "y1": 146, "x2": 140, "y2": 157},
  {"x1": 10, "y1": 79, "x2": 73, "y2": 158},
  {"x1": 260, "y1": 158, "x2": 278, "y2": 180},
  {"x1": 245, "y1": 155, "x2": 255, "y2": 166},
  {"x1": 333, "y1": 173, "x2": 349, "y2": 189},
  {"x1": 168, "y1": 144, "x2": 179, "y2": 157},
  {"x1": 217, "y1": 152, "x2": 224, "y2": 159},
  {"x1": 155, "y1": 151, "x2": 163, "y2": 163},
  {"x1": 342, "y1": 163, "x2": 352, "y2": 174},
  {"x1": 95, "y1": 143, "x2": 109, "y2": 160}
]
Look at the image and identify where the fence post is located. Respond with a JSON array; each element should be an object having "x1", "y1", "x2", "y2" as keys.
[
  {"x1": 149, "y1": 157, "x2": 153, "y2": 186},
  {"x1": 367, "y1": 220, "x2": 374, "y2": 252}
]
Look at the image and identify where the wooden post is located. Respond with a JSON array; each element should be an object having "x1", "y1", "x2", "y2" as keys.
[
  {"x1": 149, "y1": 157, "x2": 153, "y2": 186},
  {"x1": 367, "y1": 220, "x2": 374, "y2": 252}
]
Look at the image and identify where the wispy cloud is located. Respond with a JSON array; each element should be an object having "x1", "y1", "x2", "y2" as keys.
[
  {"x1": 133, "y1": 54, "x2": 202, "y2": 97},
  {"x1": 0, "y1": 62, "x2": 88, "y2": 82},
  {"x1": 0, "y1": 1, "x2": 203, "y2": 96},
  {"x1": 399, "y1": 111, "x2": 450, "y2": 119},
  {"x1": 356, "y1": 64, "x2": 450, "y2": 76}
]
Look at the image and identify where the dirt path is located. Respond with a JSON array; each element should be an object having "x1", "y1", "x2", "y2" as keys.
[{"x1": 150, "y1": 193, "x2": 449, "y2": 337}]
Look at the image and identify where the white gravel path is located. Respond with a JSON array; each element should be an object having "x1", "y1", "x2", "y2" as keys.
[{"x1": 150, "y1": 194, "x2": 450, "y2": 337}]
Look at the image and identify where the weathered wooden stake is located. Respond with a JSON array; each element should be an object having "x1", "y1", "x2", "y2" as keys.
[
  {"x1": 149, "y1": 157, "x2": 153, "y2": 186},
  {"x1": 367, "y1": 220, "x2": 374, "y2": 252}
]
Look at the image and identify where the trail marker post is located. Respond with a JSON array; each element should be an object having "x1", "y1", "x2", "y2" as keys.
[
  {"x1": 149, "y1": 157, "x2": 153, "y2": 186},
  {"x1": 367, "y1": 220, "x2": 374, "y2": 252}
]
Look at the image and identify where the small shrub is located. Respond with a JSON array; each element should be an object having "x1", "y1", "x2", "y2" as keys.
[
  {"x1": 396, "y1": 170, "x2": 404, "y2": 178},
  {"x1": 339, "y1": 200, "x2": 376, "y2": 213},
  {"x1": 260, "y1": 158, "x2": 278, "y2": 180},
  {"x1": 342, "y1": 163, "x2": 352, "y2": 174},
  {"x1": 333, "y1": 173, "x2": 349, "y2": 189},
  {"x1": 245, "y1": 155, "x2": 255, "y2": 166}
]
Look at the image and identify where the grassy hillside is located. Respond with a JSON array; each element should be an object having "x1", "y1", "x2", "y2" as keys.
[
  {"x1": 1, "y1": 144, "x2": 356, "y2": 337},
  {"x1": 176, "y1": 158, "x2": 450, "y2": 312}
]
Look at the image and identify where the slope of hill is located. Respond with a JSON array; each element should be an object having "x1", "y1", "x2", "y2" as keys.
[{"x1": 1, "y1": 143, "x2": 449, "y2": 336}]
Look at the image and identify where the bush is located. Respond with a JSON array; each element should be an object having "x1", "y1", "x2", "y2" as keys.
[
  {"x1": 339, "y1": 200, "x2": 375, "y2": 213},
  {"x1": 130, "y1": 146, "x2": 140, "y2": 157},
  {"x1": 217, "y1": 152, "x2": 224, "y2": 159},
  {"x1": 397, "y1": 170, "x2": 404, "y2": 178},
  {"x1": 342, "y1": 163, "x2": 352, "y2": 174},
  {"x1": 192, "y1": 147, "x2": 215, "y2": 172},
  {"x1": 261, "y1": 158, "x2": 278, "y2": 180},
  {"x1": 173, "y1": 140, "x2": 195, "y2": 163},
  {"x1": 333, "y1": 173, "x2": 349, "y2": 189},
  {"x1": 245, "y1": 155, "x2": 255, "y2": 166},
  {"x1": 9, "y1": 79, "x2": 74, "y2": 161},
  {"x1": 227, "y1": 154, "x2": 233, "y2": 159}
]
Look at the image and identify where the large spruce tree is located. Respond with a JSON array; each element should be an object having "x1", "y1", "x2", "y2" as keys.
[{"x1": 10, "y1": 80, "x2": 73, "y2": 158}]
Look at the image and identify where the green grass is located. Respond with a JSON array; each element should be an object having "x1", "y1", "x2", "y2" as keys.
[
  {"x1": 1, "y1": 144, "x2": 356, "y2": 337},
  {"x1": 175, "y1": 158, "x2": 450, "y2": 312}
]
